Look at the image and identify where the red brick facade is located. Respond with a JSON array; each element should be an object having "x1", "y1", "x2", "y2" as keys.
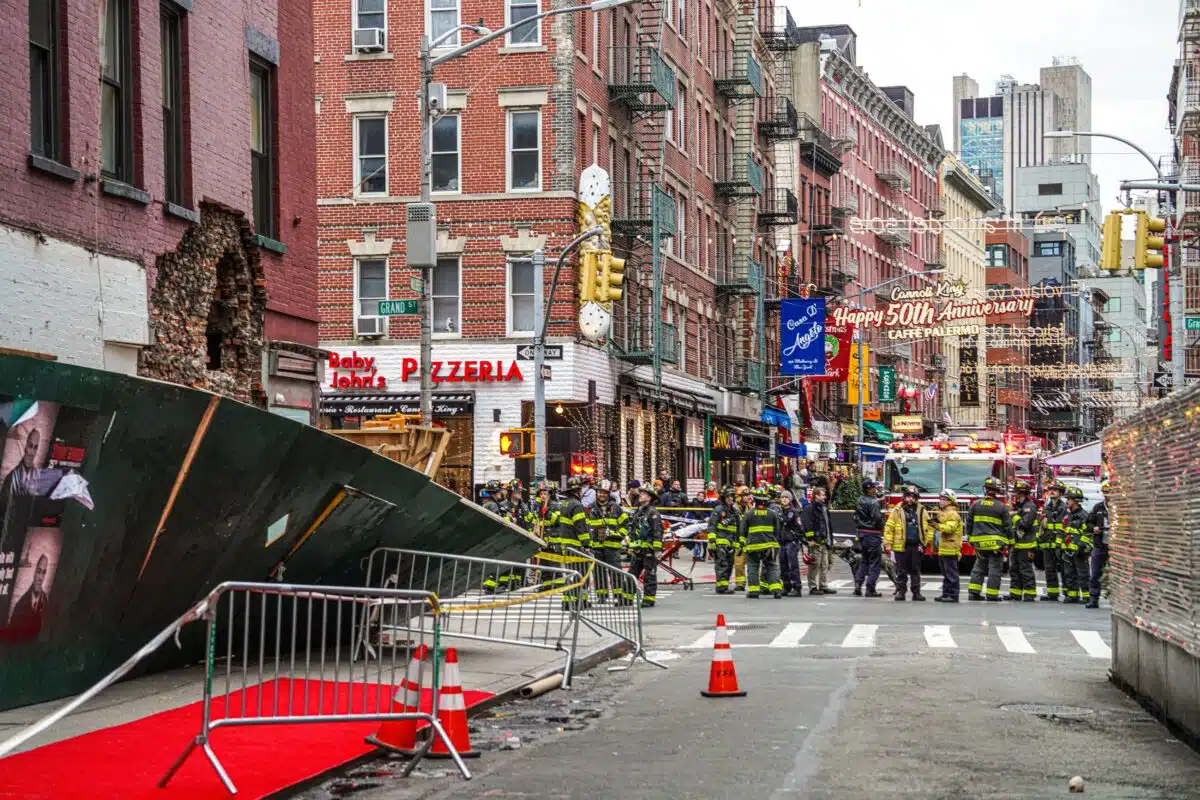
[{"x1": 986, "y1": 228, "x2": 1032, "y2": 430}]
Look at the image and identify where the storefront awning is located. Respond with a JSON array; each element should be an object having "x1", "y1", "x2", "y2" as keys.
[
  {"x1": 863, "y1": 420, "x2": 897, "y2": 442},
  {"x1": 619, "y1": 375, "x2": 717, "y2": 413},
  {"x1": 761, "y1": 406, "x2": 791, "y2": 429},
  {"x1": 320, "y1": 392, "x2": 474, "y2": 417}
]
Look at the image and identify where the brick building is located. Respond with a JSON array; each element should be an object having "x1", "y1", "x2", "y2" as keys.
[
  {"x1": 2, "y1": 0, "x2": 320, "y2": 416},
  {"x1": 985, "y1": 228, "x2": 1032, "y2": 432},
  {"x1": 315, "y1": 0, "x2": 803, "y2": 494}
]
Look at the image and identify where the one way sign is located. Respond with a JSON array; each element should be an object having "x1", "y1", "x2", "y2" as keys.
[
  {"x1": 516, "y1": 344, "x2": 563, "y2": 361},
  {"x1": 1154, "y1": 370, "x2": 1173, "y2": 389}
]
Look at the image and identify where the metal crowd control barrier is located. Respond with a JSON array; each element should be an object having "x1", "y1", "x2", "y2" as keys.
[{"x1": 363, "y1": 548, "x2": 586, "y2": 685}]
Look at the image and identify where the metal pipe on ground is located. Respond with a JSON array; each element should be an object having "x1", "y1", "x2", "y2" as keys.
[{"x1": 519, "y1": 673, "x2": 564, "y2": 699}]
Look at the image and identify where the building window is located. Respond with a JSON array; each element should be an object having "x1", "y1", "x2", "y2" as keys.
[
  {"x1": 29, "y1": 0, "x2": 61, "y2": 159},
  {"x1": 249, "y1": 57, "x2": 276, "y2": 237},
  {"x1": 1103, "y1": 297, "x2": 1121, "y2": 313},
  {"x1": 432, "y1": 257, "x2": 461, "y2": 335},
  {"x1": 429, "y1": 0, "x2": 459, "y2": 47},
  {"x1": 508, "y1": 110, "x2": 540, "y2": 191},
  {"x1": 100, "y1": 0, "x2": 133, "y2": 181},
  {"x1": 590, "y1": 10, "x2": 600, "y2": 67},
  {"x1": 161, "y1": 3, "x2": 185, "y2": 205},
  {"x1": 431, "y1": 114, "x2": 459, "y2": 192},
  {"x1": 508, "y1": 258, "x2": 535, "y2": 334},
  {"x1": 355, "y1": 116, "x2": 387, "y2": 196},
  {"x1": 355, "y1": 259, "x2": 387, "y2": 336},
  {"x1": 507, "y1": 0, "x2": 539, "y2": 46},
  {"x1": 676, "y1": 82, "x2": 687, "y2": 150},
  {"x1": 1037, "y1": 182, "x2": 1063, "y2": 196},
  {"x1": 985, "y1": 243, "x2": 1007, "y2": 267},
  {"x1": 355, "y1": 0, "x2": 386, "y2": 45},
  {"x1": 675, "y1": 193, "x2": 687, "y2": 260},
  {"x1": 677, "y1": 0, "x2": 686, "y2": 32},
  {"x1": 1036, "y1": 241, "x2": 1062, "y2": 257},
  {"x1": 1105, "y1": 328, "x2": 1122, "y2": 343}
]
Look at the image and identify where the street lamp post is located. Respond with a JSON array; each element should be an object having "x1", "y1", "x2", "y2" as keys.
[{"x1": 415, "y1": 0, "x2": 634, "y2": 425}]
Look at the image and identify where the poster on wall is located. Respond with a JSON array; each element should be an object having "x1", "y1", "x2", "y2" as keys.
[
  {"x1": 779, "y1": 299, "x2": 826, "y2": 376},
  {"x1": 0, "y1": 397, "x2": 98, "y2": 644},
  {"x1": 810, "y1": 320, "x2": 854, "y2": 383},
  {"x1": 959, "y1": 337, "x2": 980, "y2": 407}
]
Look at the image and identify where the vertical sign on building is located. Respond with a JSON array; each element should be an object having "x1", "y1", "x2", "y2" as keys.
[
  {"x1": 847, "y1": 344, "x2": 870, "y2": 405},
  {"x1": 877, "y1": 366, "x2": 896, "y2": 403},
  {"x1": 810, "y1": 320, "x2": 855, "y2": 383},
  {"x1": 779, "y1": 299, "x2": 826, "y2": 376},
  {"x1": 987, "y1": 371, "x2": 999, "y2": 428},
  {"x1": 959, "y1": 334, "x2": 980, "y2": 407}
]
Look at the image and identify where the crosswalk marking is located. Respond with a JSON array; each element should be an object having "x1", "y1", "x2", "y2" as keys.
[
  {"x1": 924, "y1": 625, "x2": 956, "y2": 648},
  {"x1": 841, "y1": 624, "x2": 878, "y2": 648},
  {"x1": 686, "y1": 628, "x2": 736, "y2": 650},
  {"x1": 769, "y1": 623, "x2": 812, "y2": 648},
  {"x1": 996, "y1": 625, "x2": 1036, "y2": 654},
  {"x1": 1071, "y1": 629, "x2": 1111, "y2": 659}
]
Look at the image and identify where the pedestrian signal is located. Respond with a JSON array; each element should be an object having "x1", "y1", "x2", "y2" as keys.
[
  {"x1": 1134, "y1": 212, "x2": 1166, "y2": 270},
  {"x1": 1100, "y1": 213, "x2": 1122, "y2": 271},
  {"x1": 499, "y1": 429, "x2": 532, "y2": 458}
]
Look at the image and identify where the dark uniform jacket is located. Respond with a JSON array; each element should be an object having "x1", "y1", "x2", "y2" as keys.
[
  {"x1": 1063, "y1": 504, "x2": 1092, "y2": 553},
  {"x1": 586, "y1": 500, "x2": 628, "y2": 548},
  {"x1": 1088, "y1": 501, "x2": 1110, "y2": 547},
  {"x1": 1012, "y1": 498, "x2": 1039, "y2": 549},
  {"x1": 548, "y1": 495, "x2": 591, "y2": 548},
  {"x1": 738, "y1": 506, "x2": 781, "y2": 552},
  {"x1": 800, "y1": 501, "x2": 833, "y2": 547},
  {"x1": 629, "y1": 504, "x2": 663, "y2": 551},
  {"x1": 1039, "y1": 497, "x2": 1068, "y2": 547},
  {"x1": 854, "y1": 494, "x2": 885, "y2": 533},
  {"x1": 965, "y1": 496, "x2": 1012, "y2": 551},
  {"x1": 706, "y1": 503, "x2": 741, "y2": 547},
  {"x1": 778, "y1": 506, "x2": 803, "y2": 544}
]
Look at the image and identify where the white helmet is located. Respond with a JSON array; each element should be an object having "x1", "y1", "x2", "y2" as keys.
[
  {"x1": 596, "y1": 479, "x2": 613, "y2": 493},
  {"x1": 940, "y1": 489, "x2": 958, "y2": 503}
]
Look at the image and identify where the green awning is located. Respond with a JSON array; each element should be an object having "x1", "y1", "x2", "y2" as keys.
[{"x1": 863, "y1": 420, "x2": 897, "y2": 442}]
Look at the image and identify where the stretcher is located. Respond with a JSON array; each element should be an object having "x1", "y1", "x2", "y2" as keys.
[{"x1": 651, "y1": 518, "x2": 709, "y2": 590}]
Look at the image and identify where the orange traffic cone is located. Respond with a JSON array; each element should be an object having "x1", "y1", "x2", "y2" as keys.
[
  {"x1": 700, "y1": 614, "x2": 746, "y2": 698},
  {"x1": 427, "y1": 648, "x2": 481, "y2": 759},
  {"x1": 366, "y1": 644, "x2": 428, "y2": 754}
]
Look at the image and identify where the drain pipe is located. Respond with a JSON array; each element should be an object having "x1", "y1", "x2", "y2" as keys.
[{"x1": 519, "y1": 673, "x2": 564, "y2": 699}]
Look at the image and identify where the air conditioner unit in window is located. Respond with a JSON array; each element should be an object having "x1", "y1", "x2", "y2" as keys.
[
  {"x1": 356, "y1": 316, "x2": 385, "y2": 337},
  {"x1": 353, "y1": 28, "x2": 385, "y2": 53}
]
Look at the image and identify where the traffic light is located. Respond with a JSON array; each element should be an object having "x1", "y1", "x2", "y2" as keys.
[
  {"x1": 1100, "y1": 212, "x2": 1122, "y2": 271},
  {"x1": 578, "y1": 250, "x2": 599, "y2": 303},
  {"x1": 498, "y1": 429, "x2": 532, "y2": 458},
  {"x1": 1134, "y1": 211, "x2": 1166, "y2": 269},
  {"x1": 597, "y1": 251, "x2": 625, "y2": 303}
]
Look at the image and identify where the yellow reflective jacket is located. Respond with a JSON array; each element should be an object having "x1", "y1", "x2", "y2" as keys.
[
  {"x1": 883, "y1": 503, "x2": 933, "y2": 553},
  {"x1": 929, "y1": 506, "x2": 963, "y2": 557}
]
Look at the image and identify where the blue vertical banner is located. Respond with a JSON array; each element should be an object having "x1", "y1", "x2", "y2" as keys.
[{"x1": 779, "y1": 298, "x2": 826, "y2": 376}]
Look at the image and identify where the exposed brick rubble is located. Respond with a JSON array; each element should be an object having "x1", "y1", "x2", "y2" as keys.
[{"x1": 139, "y1": 203, "x2": 268, "y2": 405}]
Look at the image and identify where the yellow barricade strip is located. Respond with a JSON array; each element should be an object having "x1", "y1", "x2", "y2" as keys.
[{"x1": 438, "y1": 552, "x2": 595, "y2": 614}]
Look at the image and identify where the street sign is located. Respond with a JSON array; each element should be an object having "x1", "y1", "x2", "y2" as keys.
[
  {"x1": 1186, "y1": 316, "x2": 1200, "y2": 331},
  {"x1": 516, "y1": 344, "x2": 564, "y2": 361},
  {"x1": 540, "y1": 364, "x2": 552, "y2": 380},
  {"x1": 1153, "y1": 371, "x2": 1173, "y2": 389},
  {"x1": 409, "y1": 276, "x2": 425, "y2": 294},
  {"x1": 378, "y1": 299, "x2": 419, "y2": 316}
]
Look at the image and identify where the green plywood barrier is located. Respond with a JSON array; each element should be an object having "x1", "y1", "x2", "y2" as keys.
[{"x1": 0, "y1": 355, "x2": 540, "y2": 709}]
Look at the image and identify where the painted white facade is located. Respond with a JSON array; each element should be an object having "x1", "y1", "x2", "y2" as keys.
[{"x1": 0, "y1": 225, "x2": 150, "y2": 373}]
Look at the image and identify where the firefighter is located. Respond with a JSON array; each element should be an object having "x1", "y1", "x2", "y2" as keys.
[
  {"x1": 1039, "y1": 481, "x2": 1069, "y2": 602},
  {"x1": 883, "y1": 484, "x2": 932, "y2": 601},
  {"x1": 499, "y1": 479, "x2": 533, "y2": 591},
  {"x1": 481, "y1": 480, "x2": 508, "y2": 593},
  {"x1": 627, "y1": 485, "x2": 663, "y2": 607},
  {"x1": 586, "y1": 479, "x2": 628, "y2": 603},
  {"x1": 778, "y1": 492, "x2": 805, "y2": 596},
  {"x1": 1007, "y1": 479, "x2": 1039, "y2": 602},
  {"x1": 966, "y1": 476, "x2": 1012, "y2": 602},
  {"x1": 853, "y1": 480, "x2": 886, "y2": 598},
  {"x1": 533, "y1": 481, "x2": 565, "y2": 593},
  {"x1": 1086, "y1": 482, "x2": 1110, "y2": 609},
  {"x1": 737, "y1": 488, "x2": 783, "y2": 599},
  {"x1": 732, "y1": 486, "x2": 752, "y2": 591},
  {"x1": 547, "y1": 477, "x2": 592, "y2": 609},
  {"x1": 1061, "y1": 486, "x2": 1092, "y2": 605},
  {"x1": 930, "y1": 489, "x2": 964, "y2": 602},
  {"x1": 708, "y1": 486, "x2": 741, "y2": 594}
]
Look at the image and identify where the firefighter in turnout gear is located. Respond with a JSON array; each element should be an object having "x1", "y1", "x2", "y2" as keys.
[
  {"x1": 481, "y1": 480, "x2": 508, "y2": 594},
  {"x1": 737, "y1": 489, "x2": 783, "y2": 599},
  {"x1": 534, "y1": 481, "x2": 567, "y2": 593},
  {"x1": 548, "y1": 477, "x2": 592, "y2": 609},
  {"x1": 1061, "y1": 486, "x2": 1092, "y2": 604},
  {"x1": 1007, "y1": 479, "x2": 1039, "y2": 602},
  {"x1": 708, "y1": 486, "x2": 741, "y2": 594},
  {"x1": 966, "y1": 477, "x2": 1013, "y2": 602},
  {"x1": 499, "y1": 479, "x2": 533, "y2": 591},
  {"x1": 1086, "y1": 482, "x2": 1111, "y2": 609},
  {"x1": 627, "y1": 485, "x2": 663, "y2": 607},
  {"x1": 586, "y1": 479, "x2": 628, "y2": 603},
  {"x1": 1039, "y1": 481, "x2": 1068, "y2": 601}
]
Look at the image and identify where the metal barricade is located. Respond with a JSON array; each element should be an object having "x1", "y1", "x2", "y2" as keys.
[
  {"x1": 565, "y1": 547, "x2": 668, "y2": 674},
  {"x1": 363, "y1": 548, "x2": 586, "y2": 685}
]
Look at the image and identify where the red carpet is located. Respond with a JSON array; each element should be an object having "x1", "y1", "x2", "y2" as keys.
[{"x1": 0, "y1": 679, "x2": 493, "y2": 799}]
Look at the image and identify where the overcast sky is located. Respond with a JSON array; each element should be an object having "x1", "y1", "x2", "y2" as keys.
[{"x1": 783, "y1": 0, "x2": 1179, "y2": 213}]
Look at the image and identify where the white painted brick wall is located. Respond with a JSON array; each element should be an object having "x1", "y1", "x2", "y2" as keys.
[{"x1": 0, "y1": 225, "x2": 149, "y2": 373}]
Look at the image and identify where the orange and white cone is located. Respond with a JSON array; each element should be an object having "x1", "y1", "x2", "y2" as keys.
[
  {"x1": 428, "y1": 648, "x2": 481, "y2": 759},
  {"x1": 366, "y1": 644, "x2": 428, "y2": 754},
  {"x1": 700, "y1": 614, "x2": 746, "y2": 698}
]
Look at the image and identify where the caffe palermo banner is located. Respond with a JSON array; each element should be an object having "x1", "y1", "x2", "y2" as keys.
[
  {"x1": 828, "y1": 279, "x2": 1035, "y2": 329},
  {"x1": 779, "y1": 299, "x2": 826, "y2": 376},
  {"x1": 809, "y1": 320, "x2": 854, "y2": 383}
]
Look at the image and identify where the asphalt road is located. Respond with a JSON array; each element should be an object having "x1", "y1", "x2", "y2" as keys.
[{"x1": 299, "y1": 560, "x2": 1200, "y2": 800}]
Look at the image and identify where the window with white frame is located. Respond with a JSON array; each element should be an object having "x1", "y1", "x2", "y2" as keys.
[
  {"x1": 665, "y1": 104, "x2": 674, "y2": 145},
  {"x1": 508, "y1": 257, "x2": 535, "y2": 334},
  {"x1": 354, "y1": 0, "x2": 385, "y2": 46},
  {"x1": 664, "y1": 187, "x2": 676, "y2": 255},
  {"x1": 675, "y1": 193, "x2": 687, "y2": 260},
  {"x1": 355, "y1": 116, "x2": 387, "y2": 196},
  {"x1": 432, "y1": 257, "x2": 461, "y2": 335},
  {"x1": 429, "y1": 0, "x2": 459, "y2": 47},
  {"x1": 508, "y1": 109, "x2": 541, "y2": 191},
  {"x1": 677, "y1": 0, "x2": 686, "y2": 33},
  {"x1": 431, "y1": 114, "x2": 459, "y2": 192},
  {"x1": 590, "y1": 10, "x2": 599, "y2": 67},
  {"x1": 507, "y1": 0, "x2": 539, "y2": 46},
  {"x1": 355, "y1": 259, "x2": 387, "y2": 335},
  {"x1": 675, "y1": 82, "x2": 687, "y2": 150}
]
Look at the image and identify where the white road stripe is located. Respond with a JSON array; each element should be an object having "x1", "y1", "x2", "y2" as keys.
[
  {"x1": 841, "y1": 624, "x2": 878, "y2": 648},
  {"x1": 924, "y1": 625, "x2": 957, "y2": 648},
  {"x1": 684, "y1": 628, "x2": 736, "y2": 650},
  {"x1": 922, "y1": 581, "x2": 944, "y2": 593},
  {"x1": 769, "y1": 623, "x2": 812, "y2": 648},
  {"x1": 1071, "y1": 630, "x2": 1112, "y2": 659},
  {"x1": 996, "y1": 626, "x2": 1036, "y2": 654},
  {"x1": 828, "y1": 579, "x2": 853, "y2": 589}
]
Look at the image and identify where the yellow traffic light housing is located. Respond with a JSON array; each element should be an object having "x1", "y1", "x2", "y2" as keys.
[
  {"x1": 1100, "y1": 213, "x2": 1122, "y2": 271},
  {"x1": 499, "y1": 429, "x2": 533, "y2": 458},
  {"x1": 1134, "y1": 212, "x2": 1166, "y2": 270},
  {"x1": 579, "y1": 250, "x2": 599, "y2": 303},
  {"x1": 597, "y1": 251, "x2": 625, "y2": 303}
]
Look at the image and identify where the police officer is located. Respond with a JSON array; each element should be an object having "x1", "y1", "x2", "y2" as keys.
[
  {"x1": 1086, "y1": 482, "x2": 1111, "y2": 609},
  {"x1": 708, "y1": 486, "x2": 741, "y2": 594},
  {"x1": 778, "y1": 492, "x2": 804, "y2": 597},
  {"x1": 1039, "y1": 481, "x2": 1068, "y2": 602},
  {"x1": 1007, "y1": 479, "x2": 1039, "y2": 602},
  {"x1": 627, "y1": 485, "x2": 664, "y2": 607},
  {"x1": 737, "y1": 489, "x2": 783, "y2": 599},
  {"x1": 853, "y1": 480, "x2": 886, "y2": 598},
  {"x1": 1061, "y1": 486, "x2": 1092, "y2": 605},
  {"x1": 586, "y1": 479, "x2": 628, "y2": 604},
  {"x1": 966, "y1": 476, "x2": 1012, "y2": 602}
]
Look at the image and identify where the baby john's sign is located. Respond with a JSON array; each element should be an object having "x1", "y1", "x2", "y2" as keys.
[
  {"x1": 327, "y1": 351, "x2": 526, "y2": 389},
  {"x1": 829, "y1": 278, "x2": 1035, "y2": 329}
]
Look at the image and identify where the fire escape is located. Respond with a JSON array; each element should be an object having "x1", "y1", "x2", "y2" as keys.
[
  {"x1": 758, "y1": 7, "x2": 800, "y2": 311},
  {"x1": 826, "y1": 121, "x2": 858, "y2": 294},
  {"x1": 1181, "y1": 0, "x2": 1200, "y2": 377},
  {"x1": 609, "y1": 0, "x2": 677, "y2": 388}
]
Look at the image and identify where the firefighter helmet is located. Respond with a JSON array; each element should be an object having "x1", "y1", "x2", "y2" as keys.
[
  {"x1": 535, "y1": 480, "x2": 557, "y2": 496},
  {"x1": 1050, "y1": 481, "x2": 1066, "y2": 493},
  {"x1": 1065, "y1": 486, "x2": 1085, "y2": 502},
  {"x1": 940, "y1": 489, "x2": 958, "y2": 503},
  {"x1": 751, "y1": 488, "x2": 771, "y2": 504},
  {"x1": 485, "y1": 479, "x2": 504, "y2": 494},
  {"x1": 902, "y1": 484, "x2": 920, "y2": 498},
  {"x1": 770, "y1": 484, "x2": 783, "y2": 498},
  {"x1": 565, "y1": 476, "x2": 583, "y2": 493},
  {"x1": 1013, "y1": 478, "x2": 1032, "y2": 494},
  {"x1": 638, "y1": 484, "x2": 659, "y2": 501},
  {"x1": 983, "y1": 476, "x2": 1003, "y2": 493},
  {"x1": 1100, "y1": 481, "x2": 1111, "y2": 494},
  {"x1": 721, "y1": 484, "x2": 736, "y2": 498},
  {"x1": 507, "y1": 478, "x2": 524, "y2": 492},
  {"x1": 596, "y1": 479, "x2": 614, "y2": 493}
]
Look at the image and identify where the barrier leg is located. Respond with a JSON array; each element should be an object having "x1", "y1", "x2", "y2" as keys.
[{"x1": 203, "y1": 742, "x2": 238, "y2": 795}]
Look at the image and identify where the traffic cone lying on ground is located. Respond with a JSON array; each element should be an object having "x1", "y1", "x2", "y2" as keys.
[
  {"x1": 428, "y1": 647, "x2": 481, "y2": 759},
  {"x1": 366, "y1": 644, "x2": 428, "y2": 755},
  {"x1": 700, "y1": 614, "x2": 746, "y2": 698}
]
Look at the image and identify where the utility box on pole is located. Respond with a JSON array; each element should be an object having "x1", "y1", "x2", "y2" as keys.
[{"x1": 406, "y1": 203, "x2": 438, "y2": 268}]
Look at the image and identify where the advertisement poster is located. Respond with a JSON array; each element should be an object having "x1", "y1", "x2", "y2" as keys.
[
  {"x1": 0, "y1": 397, "x2": 98, "y2": 643},
  {"x1": 810, "y1": 320, "x2": 854, "y2": 383},
  {"x1": 779, "y1": 299, "x2": 826, "y2": 376},
  {"x1": 878, "y1": 366, "x2": 897, "y2": 404},
  {"x1": 847, "y1": 344, "x2": 870, "y2": 405}
]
